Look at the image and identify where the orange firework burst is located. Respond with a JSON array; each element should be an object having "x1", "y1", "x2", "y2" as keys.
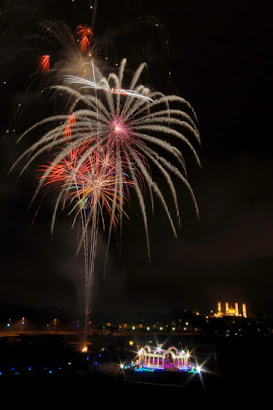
[
  {"x1": 38, "y1": 54, "x2": 50, "y2": 71},
  {"x1": 70, "y1": 153, "x2": 131, "y2": 227},
  {"x1": 76, "y1": 25, "x2": 93, "y2": 52},
  {"x1": 63, "y1": 112, "x2": 76, "y2": 139},
  {"x1": 39, "y1": 144, "x2": 133, "y2": 228}
]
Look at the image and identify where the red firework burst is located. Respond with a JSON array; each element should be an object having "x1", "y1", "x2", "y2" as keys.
[
  {"x1": 76, "y1": 25, "x2": 93, "y2": 52},
  {"x1": 38, "y1": 54, "x2": 50, "y2": 71}
]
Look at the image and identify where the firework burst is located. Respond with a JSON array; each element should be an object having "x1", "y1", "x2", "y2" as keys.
[
  {"x1": 76, "y1": 25, "x2": 94, "y2": 53},
  {"x1": 13, "y1": 58, "x2": 201, "y2": 260},
  {"x1": 38, "y1": 54, "x2": 51, "y2": 71},
  {"x1": 5, "y1": 0, "x2": 201, "y2": 336},
  {"x1": 64, "y1": 75, "x2": 154, "y2": 102},
  {"x1": 38, "y1": 142, "x2": 133, "y2": 328}
]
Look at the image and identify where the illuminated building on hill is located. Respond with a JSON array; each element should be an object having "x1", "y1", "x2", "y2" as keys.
[{"x1": 214, "y1": 302, "x2": 247, "y2": 318}]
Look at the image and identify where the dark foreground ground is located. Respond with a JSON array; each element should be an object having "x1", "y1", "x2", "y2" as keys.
[{"x1": 0, "y1": 333, "x2": 271, "y2": 403}]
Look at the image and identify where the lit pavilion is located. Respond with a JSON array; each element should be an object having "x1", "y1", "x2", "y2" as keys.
[{"x1": 137, "y1": 345, "x2": 190, "y2": 371}]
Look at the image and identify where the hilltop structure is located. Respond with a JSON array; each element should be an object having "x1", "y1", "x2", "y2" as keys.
[{"x1": 214, "y1": 302, "x2": 247, "y2": 318}]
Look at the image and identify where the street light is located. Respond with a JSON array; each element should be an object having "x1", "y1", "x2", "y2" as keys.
[{"x1": 21, "y1": 317, "x2": 25, "y2": 333}]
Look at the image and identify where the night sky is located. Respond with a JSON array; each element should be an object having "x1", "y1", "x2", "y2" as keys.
[{"x1": 0, "y1": 0, "x2": 272, "y2": 322}]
